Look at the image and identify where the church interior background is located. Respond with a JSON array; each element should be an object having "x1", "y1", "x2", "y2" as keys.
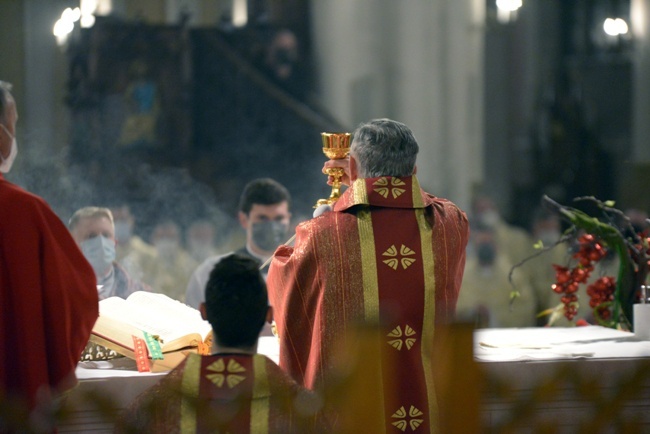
[
  {"x1": 2, "y1": 0, "x2": 649, "y2": 243},
  {"x1": 3, "y1": 0, "x2": 650, "y2": 430}
]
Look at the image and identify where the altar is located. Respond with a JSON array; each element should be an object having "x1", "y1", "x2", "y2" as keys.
[
  {"x1": 57, "y1": 327, "x2": 650, "y2": 432},
  {"x1": 475, "y1": 326, "x2": 650, "y2": 432}
]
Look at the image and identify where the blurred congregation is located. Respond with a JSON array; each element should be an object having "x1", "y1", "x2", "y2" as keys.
[
  {"x1": 2, "y1": 0, "x2": 648, "y2": 316},
  {"x1": 2, "y1": 0, "x2": 650, "y2": 345}
]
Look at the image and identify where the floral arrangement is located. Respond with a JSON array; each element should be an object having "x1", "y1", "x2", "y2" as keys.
[
  {"x1": 551, "y1": 233, "x2": 615, "y2": 323},
  {"x1": 516, "y1": 196, "x2": 649, "y2": 330}
]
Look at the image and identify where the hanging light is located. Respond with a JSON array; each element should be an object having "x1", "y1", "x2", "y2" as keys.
[
  {"x1": 496, "y1": 0, "x2": 523, "y2": 12},
  {"x1": 232, "y1": 0, "x2": 248, "y2": 28},
  {"x1": 603, "y1": 17, "x2": 629, "y2": 36},
  {"x1": 496, "y1": 0, "x2": 523, "y2": 24},
  {"x1": 53, "y1": 8, "x2": 79, "y2": 46}
]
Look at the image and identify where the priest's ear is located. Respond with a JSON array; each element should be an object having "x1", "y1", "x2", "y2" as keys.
[
  {"x1": 349, "y1": 155, "x2": 358, "y2": 182},
  {"x1": 266, "y1": 306, "x2": 273, "y2": 324},
  {"x1": 199, "y1": 303, "x2": 207, "y2": 321}
]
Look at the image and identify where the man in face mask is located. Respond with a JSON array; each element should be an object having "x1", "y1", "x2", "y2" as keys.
[
  {"x1": 110, "y1": 204, "x2": 159, "y2": 286},
  {"x1": 185, "y1": 178, "x2": 291, "y2": 309},
  {"x1": 148, "y1": 220, "x2": 198, "y2": 302},
  {"x1": 0, "y1": 80, "x2": 99, "y2": 422},
  {"x1": 457, "y1": 225, "x2": 537, "y2": 328},
  {"x1": 69, "y1": 206, "x2": 150, "y2": 300},
  {"x1": 471, "y1": 194, "x2": 532, "y2": 267},
  {"x1": 523, "y1": 207, "x2": 570, "y2": 325},
  {"x1": 186, "y1": 219, "x2": 220, "y2": 263}
]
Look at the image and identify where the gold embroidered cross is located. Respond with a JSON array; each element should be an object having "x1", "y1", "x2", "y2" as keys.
[
  {"x1": 373, "y1": 177, "x2": 406, "y2": 199},
  {"x1": 206, "y1": 358, "x2": 247, "y2": 388},
  {"x1": 387, "y1": 325, "x2": 417, "y2": 351},
  {"x1": 391, "y1": 405, "x2": 424, "y2": 431},
  {"x1": 382, "y1": 244, "x2": 417, "y2": 270}
]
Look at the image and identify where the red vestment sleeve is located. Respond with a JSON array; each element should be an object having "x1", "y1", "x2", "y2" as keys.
[{"x1": 0, "y1": 176, "x2": 99, "y2": 409}]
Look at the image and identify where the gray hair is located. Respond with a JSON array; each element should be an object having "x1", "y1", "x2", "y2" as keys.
[
  {"x1": 350, "y1": 118, "x2": 418, "y2": 178},
  {"x1": 0, "y1": 81, "x2": 13, "y2": 124},
  {"x1": 69, "y1": 206, "x2": 114, "y2": 230}
]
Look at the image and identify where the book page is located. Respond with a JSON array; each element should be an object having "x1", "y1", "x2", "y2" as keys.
[{"x1": 99, "y1": 292, "x2": 212, "y2": 346}]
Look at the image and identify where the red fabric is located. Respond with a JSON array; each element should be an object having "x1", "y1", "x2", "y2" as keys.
[
  {"x1": 267, "y1": 175, "x2": 469, "y2": 431},
  {"x1": 118, "y1": 353, "x2": 329, "y2": 433},
  {"x1": 0, "y1": 175, "x2": 99, "y2": 410}
]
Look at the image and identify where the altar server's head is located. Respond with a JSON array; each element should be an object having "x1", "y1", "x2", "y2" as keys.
[
  {"x1": 238, "y1": 178, "x2": 292, "y2": 257},
  {"x1": 349, "y1": 118, "x2": 419, "y2": 181},
  {"x1": 69, "y1": 206, "x2": 116, "y2": 278},
  {"x1": 201, "y1": 254, "x2": 271, "y2": 352}
]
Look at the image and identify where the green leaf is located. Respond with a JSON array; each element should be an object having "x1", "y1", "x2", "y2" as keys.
[
  {"x1": 533, "y1": 240, "x2": 544, "y2": 250},
  {"x1": 604, "y1": 200, "x2": 616, "y2": 207}
]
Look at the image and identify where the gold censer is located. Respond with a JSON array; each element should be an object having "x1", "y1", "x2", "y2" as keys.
[{"x1": 315, "y1": 132, "x2": 351, "y2": 207}]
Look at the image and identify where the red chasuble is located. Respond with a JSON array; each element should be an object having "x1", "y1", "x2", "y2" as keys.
[
  {"x1": 267, "y1": 175, "x2": 469, "y2": 433},
  {"x1": 0, "y1": 174, "x2": 99, "y2": 411},
  {"x1": 119, "y1": 353, "x2": 327, "y2": 433}
]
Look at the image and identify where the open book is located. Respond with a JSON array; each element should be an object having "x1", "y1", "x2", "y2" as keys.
[{"x1": 89, "y1": 291, "x2": 213, "y2": 371}]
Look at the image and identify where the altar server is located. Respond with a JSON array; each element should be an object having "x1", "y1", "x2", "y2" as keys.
[
  {"x1": 267, "y1": 119, "x2": 469, "y2": 433},
  {"x1": 185, "y1": 178, "x2": 292, "y2": 309},
  {"x1": 118, "y1": 254, "x2": 328, "y2": 433},
  {"x1": 0, "y1": 80, "x2": 98, "y2": 425}
]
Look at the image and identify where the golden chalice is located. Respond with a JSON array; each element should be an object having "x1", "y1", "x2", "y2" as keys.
[{"x1": 316, "y1": 132, "x2": 351, "y2": 207}]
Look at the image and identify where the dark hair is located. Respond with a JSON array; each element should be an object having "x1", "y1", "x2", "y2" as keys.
[
  {"x1": 238, "y1": 178, "x2": 291, "y2": 215},
  {"x1": 0, "y1": 81, "x2": 13, "y2": 124},
  {"x1": 205, "y1": 254, "x2": 268, "y2": 348}
]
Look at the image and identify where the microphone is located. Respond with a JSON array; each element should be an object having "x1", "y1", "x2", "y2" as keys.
[{"x1": 313, "y1": 204, "x2": 333, "y2": 218}]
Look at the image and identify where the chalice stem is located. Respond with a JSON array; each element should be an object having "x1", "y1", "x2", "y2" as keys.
[{"x1": 329, "y1": 177, "x2": 342, "y2": 201}]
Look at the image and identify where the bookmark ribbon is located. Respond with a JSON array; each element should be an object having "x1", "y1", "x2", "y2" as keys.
[
  {"x1": 197, "y1": 340, "x2": 210, "y2": 355},
  {"x1": 132, "y1": 335, "x2": 151, "y2": 372},
  {"x1": 143, "y1": 332, "x2": 164, "y2": 360}
]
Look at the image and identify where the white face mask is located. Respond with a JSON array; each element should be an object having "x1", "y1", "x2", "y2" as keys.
[
  {"x1": 155, "y1": 238, "x2": 179, "y2": 261},
  {"x1": 0, "y1": 124, "x2": 17, "y2": 174},
  {"x1": 114, "y1": 220, "x2": 133, "y2": 244},
  {"x1": 188, "y1": 239, "x2": 214, "y2": 260},
  {"x1": 478, "y1": 210, "x2": 500, "y2": 228},
  {"x1": 81, "y1": 235, "x2": 116, "y2": 277}
]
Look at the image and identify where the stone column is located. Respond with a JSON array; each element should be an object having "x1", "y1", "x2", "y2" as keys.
[
  {"x1": 311, "y1": 0, "x2": 483, "y2": 210},
  {"x1": 23, "y1": 0, "x2": 61, "y2": 161},
  {"x1": 632, "y1": 0, "x2": 650, "y2": 162},
  {"x1": 622, "y1": 0, "x2": 650, "y2": 210}
]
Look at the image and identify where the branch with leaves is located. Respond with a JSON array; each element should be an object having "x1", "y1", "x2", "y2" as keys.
[{"x1": 511, "y1": 195, "x2": 649, "y2": 330}]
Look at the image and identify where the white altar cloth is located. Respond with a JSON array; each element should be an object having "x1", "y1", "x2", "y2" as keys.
[{"x1": 475, "y1": 325, "x2": 650, "y2": 362}]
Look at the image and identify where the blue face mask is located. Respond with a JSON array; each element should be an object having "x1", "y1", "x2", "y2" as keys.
[{"x1": 81, "y1": 235, "x2": 116, "y2": 277}]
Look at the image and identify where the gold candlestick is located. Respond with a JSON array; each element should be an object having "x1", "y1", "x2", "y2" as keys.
[{"x1": 315, "y1": 132, "x2": 351, "y2": 207}]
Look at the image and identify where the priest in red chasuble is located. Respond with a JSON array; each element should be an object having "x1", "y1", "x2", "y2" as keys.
[
  {"x1": 267, "y1": 118, "x2": 469, "y2": 433},
  {"x1": 118, "y1": 254, "x2": 328, "y2": 433},
  {"x1": 0, "y1": 80, "x2": 99, "y2": 426}
]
